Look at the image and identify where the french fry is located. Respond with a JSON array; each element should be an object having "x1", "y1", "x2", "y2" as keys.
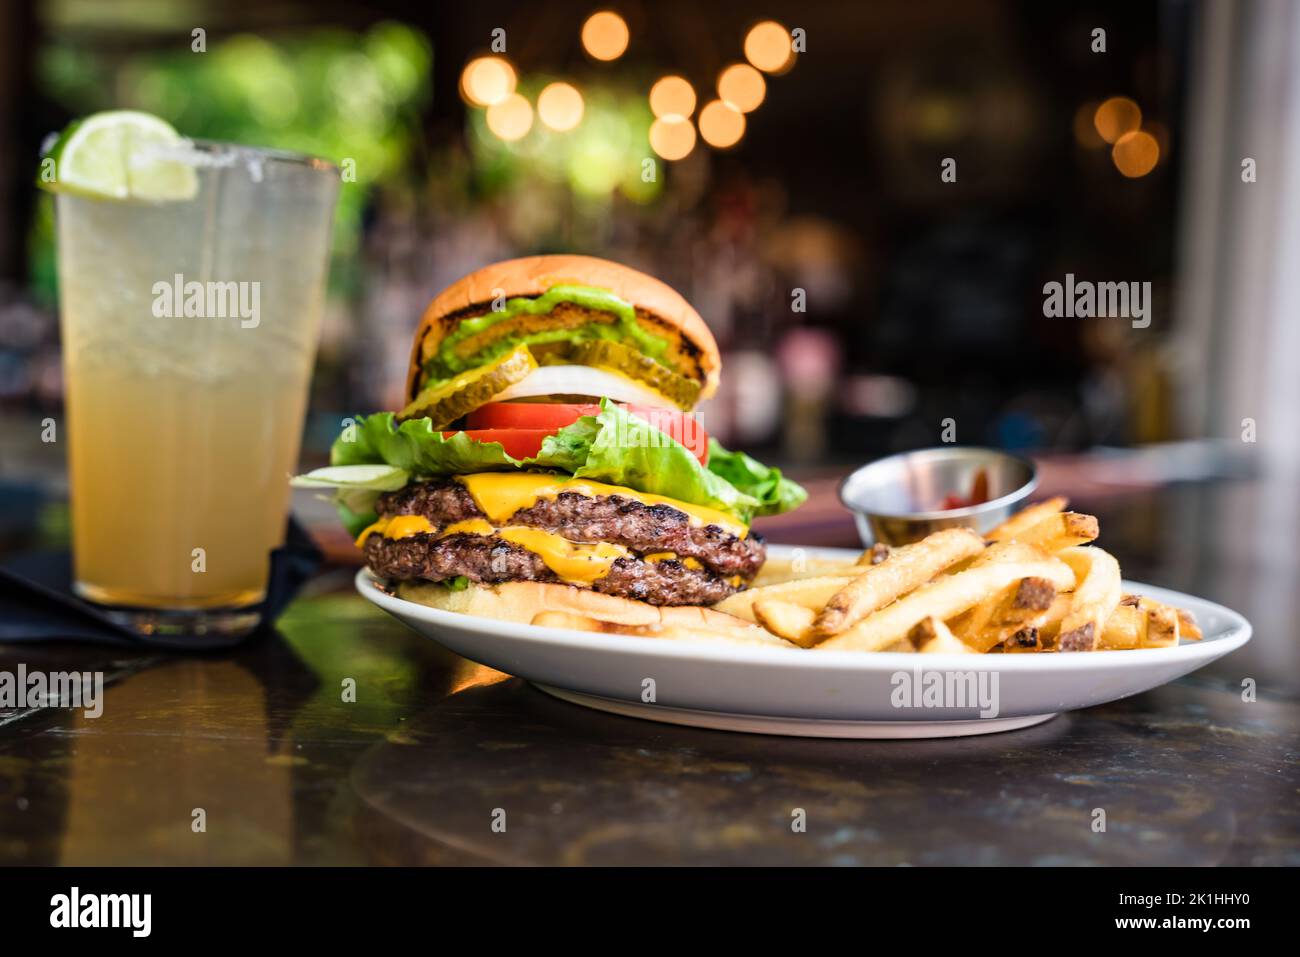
[
  {"x1": 750, "y1": 557, "x2": 860, "y2": 587},
  {"x1": 856, "y1": 543, "x2": 892, "y2": 566},
  {"x1": 657, "y1": 604, "x2": 795, "y2": 641},
  {"x1": 1176, "y1": 608, "x2": 1202, "y2": 641},
  {"x1": 1056, "y1": 546, "x2": 1123, "y2": 651},
  {"x1": 1012, "y1": 512, "x2": 1100, "y2": 552},
  {"x1": 713, "y1": 575, "x2": 858, "y2": 621},
  {"x1": 948, "y1": 575, "x2": 1059, "y2": 652},
  {"x1": 985, "y1": 497, "x2": 1068, "y2": 542},
  {"x1": 752, "y1": 600, "x2": 820, "y2": 647},
  {"x1": 514, "y1": 482, "x2": 1188, "y2": 655},
  {"x1": 1099, "y1": 596, "x2": 1181, "y2": 649},
  {"x1": 908, "y1": 616, "x2": 974, "y2": 654},
  {"x1": 1099, "y1": 597, "x2": 1143, "y2": 649},
  {"x1": 816, "y1": 558, "x2": 1075, "y2": 652},
  {"x1": 1000, "y1": 626, "x2": 1043, "y2": 653},
  {"x1": 942, "y1": 539, "x2": 1046, "y2": 577},
  {"x1": 972, "y1": 540, "x2": 1053, "y2": 566},
  {"x1": 1033, "y1": 593, "x2": 1074, "y2": 649},
  {"x1": 946, "y1": 589, "x2": 1008, "y2": 649},
  {"x1": 948, "y1": 541, "x2": 1060, "y2": 650},
  {"x1": 1144, "y1": 602, "x2": 1180, "y2": 648},
  {"x1": 812, "y1": 528, "x2": 985, "y2": 636}
]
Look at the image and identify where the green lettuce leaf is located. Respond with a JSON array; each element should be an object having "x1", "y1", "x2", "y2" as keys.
[
  {"x1": 330, "y1": 414, "x2": 580, "y2": 473},
  {"x1": 334, "y1": 495, "x2": 381, "y2": 540},
  {"x1": 290, "y1": 463, "x2": 409, "y2": 491},
  {"x1": 569, "y1": 401, "x2": 762, "y2": 521},
  {"x1": 706, "y1": 440, "x2": 809, "y2": 517},
  {"x1": 290, "y1": 463, "x2": 412, "y2": 538},
  {"x1": 304, "y1": 401, "x2": 806, "y2": 528}
]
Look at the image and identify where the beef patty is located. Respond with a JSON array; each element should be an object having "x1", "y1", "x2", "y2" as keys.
[
  {"x1": 365, "y1": 534, "x2": 741, "y2": 605},
  {"x1": 365, "y1": 477, "x2": 764, "y2": 604}
]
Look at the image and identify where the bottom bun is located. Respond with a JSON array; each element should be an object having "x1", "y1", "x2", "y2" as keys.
[
  {"x1": 392, "y1": 579, "x2": 790, "y2": 646},
  {"x1": 395, "y1": 579, "x2": 662, "y2": 624},
  {"x1": 396, "y1": 579, "x2": 707, "y2": 626}
]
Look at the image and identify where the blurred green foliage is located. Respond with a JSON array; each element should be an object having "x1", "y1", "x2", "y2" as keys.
[{"x1": 31, "y1": 21, "x2": 433, "y2": 304}]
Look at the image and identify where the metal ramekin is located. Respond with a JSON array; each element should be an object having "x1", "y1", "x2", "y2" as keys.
[{"x1": 839, "y1": 447, "x2": 1038, "y2": 546}]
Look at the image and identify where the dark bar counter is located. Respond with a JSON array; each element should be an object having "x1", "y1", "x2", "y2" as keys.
[{"x1": 2, "y1": 477, "x2": 1297, "y2": 865}]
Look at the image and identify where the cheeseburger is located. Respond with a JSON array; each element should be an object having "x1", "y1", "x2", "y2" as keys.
[{"x1": 294, "y1": 255, "x2": 805, "y2": 617}]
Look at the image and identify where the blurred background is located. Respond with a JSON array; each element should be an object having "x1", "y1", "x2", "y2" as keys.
[
  {"x1": 0, "y1": 1, "x2": 1206, "y2": 449},
  {"x1": 0, "y1": 1, "x2": 1296, "y2": 673}
]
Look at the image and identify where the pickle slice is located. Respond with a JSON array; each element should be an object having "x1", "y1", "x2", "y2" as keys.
[
  {"x1": 535, "y1": 340, "x2": 701, "y2": 409},
  {"x1": 398, "y1": 346, "x2": 538, "y2": 426}
]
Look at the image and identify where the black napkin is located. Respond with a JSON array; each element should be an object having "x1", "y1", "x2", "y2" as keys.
[{"x1": 0, "y1": 519, "x2": 322, "y2": 649}]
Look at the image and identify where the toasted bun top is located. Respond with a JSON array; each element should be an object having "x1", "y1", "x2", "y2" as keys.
[{"x1": 406, "y1": 255, "x2": 720, "y2": 402}]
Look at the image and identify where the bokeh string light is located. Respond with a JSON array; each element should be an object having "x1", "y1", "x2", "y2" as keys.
[
  {"x1": 649, "y1": 116, "x2": 696, "y2": 160},
  {"x1": 1073, "y1": 101, "x2": 1105, "y2": 149},
  {"x1": 465, "y1": 14, "x2": 797, "y2": 161},
  {"x1": 744, "y1": 20, "x2": 795, "y2": 74},
  {"x1": 538, "y1": 82, "x2": 585, "y2": 131},
  {"x1": 1112, "y1": 129, "x2": 1160, "y2": 177},
  {"x1": 1093, "y1": 96, "x2": 1142, "y2": 144},
  {"x1": 717, "y1": 63, "x2": 765, "y2": 113},
  {"x1": 1077, "y1": 96, "x2": 1162, "y2": 177},
  {"x1": 698, "y1": 100, "x2": 745, "y2": 148},
  {"x1": 649, "y1": 75, "x2": 696, "y2": 120},
  {"x1": 460, "y1": 56, "x2": 516, "y2": 107},
  {"x1": 485, "y1": 92, "x2": 533, "y2": 141},
  {"x1": 581, "y1": 10, "x2": 630, "y2": 61}
]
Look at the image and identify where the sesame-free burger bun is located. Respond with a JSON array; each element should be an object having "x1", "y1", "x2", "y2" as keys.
[
  {"x1": 393, "y1": 579, "x2": 791, "y2": 646},
  {"x1": 406, "y1": 255, "x2": 720, "y2": 403}
]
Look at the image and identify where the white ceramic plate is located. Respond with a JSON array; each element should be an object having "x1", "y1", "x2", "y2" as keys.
[{"x1": 356, "y1": 545, "x2": 1251, "y2": 738}]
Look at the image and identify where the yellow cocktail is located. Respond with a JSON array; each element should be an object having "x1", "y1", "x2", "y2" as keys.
[{"x1": 48, "y1": 114, "x2": 339, "y2": 634}]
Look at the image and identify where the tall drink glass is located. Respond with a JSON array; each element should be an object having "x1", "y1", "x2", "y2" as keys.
[{"x1": 55, "y1": 143, "x2": 339, "y2": 635}]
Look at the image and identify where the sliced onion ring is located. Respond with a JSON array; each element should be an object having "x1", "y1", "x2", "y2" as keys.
[{"x1": 493, "y1": 365, "x2": 681, "y2": 409}]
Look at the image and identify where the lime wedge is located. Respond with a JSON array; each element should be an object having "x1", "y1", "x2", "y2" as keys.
[{"x1": 37, "y1": 110, "x2": 199, "y2": 201}]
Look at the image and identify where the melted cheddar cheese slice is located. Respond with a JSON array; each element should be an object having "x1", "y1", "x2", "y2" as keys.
[
  {"x1": 495, "y1": 527, "x2": 629, "y2": 584},
  {"x1": 354, "y1": 514, "x2": 436, "y2": 546},
  {"x1": 355, "y1": 514, "x2": 630, "y2": 584},
  {"x1": 440, "y1": 518, "x2": 495, "y2": 537},
  {"x1": 643, "y1": 551, "x2": 703, "y2": 569},
  {"x1": 455, "y1": 473, "x2": 747, "y2": 537}
]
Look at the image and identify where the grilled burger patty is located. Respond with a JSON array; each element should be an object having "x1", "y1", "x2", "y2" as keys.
[
  {"x1": 374, "y1": 479, "x2": 764, "y2": 577},
  {"x1": 365, "y1": 478, "x2": 765, "y2": 604},
  {"x1": 365, "y1": 534, "x2": 741, "y2": 605}
]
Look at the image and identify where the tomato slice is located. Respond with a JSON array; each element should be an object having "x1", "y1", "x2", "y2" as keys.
[
  {"x1": 623, "y1": 404, "x2": 710, "y2": 465},
  {"x1": 465, "y1": 402, "x2": 600, "y2": 430},
  {"x1": 457, "y1": 401, "x2": 710, "y2": 465}
]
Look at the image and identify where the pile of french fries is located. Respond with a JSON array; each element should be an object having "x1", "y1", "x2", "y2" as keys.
[
  {"x1": 528, "y1": 497, "x2": 1204, "y2": 651},
  {"x1": 717, "y1": 497, "x2": 1202, "y2": 652}
]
